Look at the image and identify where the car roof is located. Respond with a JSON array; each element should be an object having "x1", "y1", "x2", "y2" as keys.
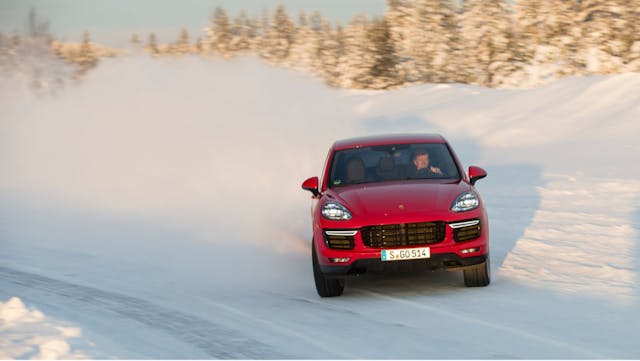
[{"x1": 332, "y1": 133, "x2": 446, "y2": 151}]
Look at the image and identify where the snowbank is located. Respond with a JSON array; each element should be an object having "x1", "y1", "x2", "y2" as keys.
[{"x1": 0, "y1": 297, "x2": 85, "y2": 359}]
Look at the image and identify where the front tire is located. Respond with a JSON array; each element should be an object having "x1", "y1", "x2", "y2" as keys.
[
  {"x1": 312, "y1": 239, "x2": 345, "y2": 297},
  {"x1": 463, "y1": 256, "x2": 491, "y2": 287}
]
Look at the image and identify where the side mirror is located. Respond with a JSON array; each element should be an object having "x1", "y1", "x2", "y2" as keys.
[
  {"x1": 301, "y1": 176, "x2": 320, "y2": 197},
  {"x1": 468, "y1": 166, "x2": 487, "y2": 186}
]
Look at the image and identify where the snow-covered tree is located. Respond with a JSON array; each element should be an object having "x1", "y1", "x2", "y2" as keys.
[
  {"x1": 314, "y1": 21, "x2": 347, "y2": 87},
  {"x1": 288, "y1": 12, "x2": 321, "y2": 72},
  {"x1": 1, "y1": 11, "x2": 71, "y2": 95},
  {"x1": 577, "y1": 0, "x2": 630, "y2": 73},
  {"x1": 263, "y1": 5, "x2": 296, "y2": 63},
  {"x1": 170, "y1": 28, "x2": 192, "y2": 55},
  {"x1": 341, "y1": 14, "x2": 374, "y2": 89},
  {"x1": 513, "y1": 0, "x2": 581, "y2": 83},
  {"x1": 27, "y1": 7, "x2": 51, "y2": 41},
  {"x1": 328, "y1": 25, "x2": 349, "y2": 87},
  {"x1": 624, "y1": 1, "x2": 640, "y2": 70},
  {"x1": 129, "y1": 2, "x2": 637, "y2": 89},
  {"x1": 130, "y1": 33, "x2": 141, "y2": 45},
  {"x1": 409, "y1": 0, "x2": 459, "y2": 83},
  {"x1": 459, "y1": 0, "x2": 518, "y2": 86},
  {"x1": 75, "y1": 31, "x2": 99, "y2": 76},
  {"x1": 146, "y1": 33, "x2": 159, "y2": 54},
  {"x1": 205, "y1": 7, "x2": 233, "y2": 56},
  {"x1": 385, "y1": 0, "x2": 415, "y2": 80},
  {"x1": 256, "y1": 9, "x2": 272, "y2": 59},
  {"x1": 365, "y1": 18, "x2": 401, "y2": 89},
  {"x1": 229, "y1": 10, "x2": 255, "y2": 53},
  {"x1": 194, "y1": 37, "x2": 204, "y2": 53}
]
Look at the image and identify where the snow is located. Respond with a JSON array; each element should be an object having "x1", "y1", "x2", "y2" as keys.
[
  {"x1": 501, "y1": 175, "x2": 640, "y2": 303},
  {"x1": 0, "y1": 55, "x2": 639, "y2": 358},
  {"x1": 0, "y1": 297, "x2": 86, "y2": 359}
]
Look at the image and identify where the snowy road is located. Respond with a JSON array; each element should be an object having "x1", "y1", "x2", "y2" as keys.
[
  {"x1": 0, "y1": 266, "x2": 287, "y2": 359},
  {"x1": 1, "y1": 58, "x2": 639, "y2": 358},
  {"x1": 1, "y1": 244, "x2": 637, "y2": 359}
]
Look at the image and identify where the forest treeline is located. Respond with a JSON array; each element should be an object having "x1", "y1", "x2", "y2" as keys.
[
  {"x1": 137, "y1": 0, "x2": 640, "y2": 88},
  {"x1": 2, "y1": 1, "x2": 639, "y2": 90}
]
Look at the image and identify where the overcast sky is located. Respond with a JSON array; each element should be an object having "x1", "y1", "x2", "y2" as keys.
[{"x1": 0, "y1": 0, "x2": 387, "y2": 46}]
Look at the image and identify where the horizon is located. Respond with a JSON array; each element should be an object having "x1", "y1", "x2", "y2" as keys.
[{"x1": 0, "y1": 0, "x2": 387, "y2": 46}]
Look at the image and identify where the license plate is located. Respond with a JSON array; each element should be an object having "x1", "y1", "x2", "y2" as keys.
[{"x1": 381, "y1": 247, "x2": 430, "y2": 262}]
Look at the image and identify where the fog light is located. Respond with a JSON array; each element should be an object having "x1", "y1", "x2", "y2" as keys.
[
  {"x1": 329, "y1": 257, "x2": 351, "y2": 263},
  {"x1": 461, "y1": 248, "x2": 479, "y2": 254}
]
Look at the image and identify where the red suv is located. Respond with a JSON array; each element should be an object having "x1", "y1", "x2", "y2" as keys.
[{"x1": 302, "y1": 134, "x2": 490, "y2": 297}]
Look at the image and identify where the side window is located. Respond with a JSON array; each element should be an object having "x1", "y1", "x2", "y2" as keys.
[{"x1": 329, "y1": 152, "x2": 345, "y2": 187}]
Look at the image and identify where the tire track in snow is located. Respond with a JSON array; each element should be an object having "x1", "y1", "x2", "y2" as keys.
[
  {"x1": 199, "y1": 296, "x2": 358, "y2": 359},
  {"x1": 0, "y1": 266, "x2": 289, "y2": 359},
  {"x1": 351, "y1": 288, "x2": 607, "y2": 358}
]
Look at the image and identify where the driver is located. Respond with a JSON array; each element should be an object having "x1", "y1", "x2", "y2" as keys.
[{"x1": 411, "y1": 150, "x2": 442, "y2": 177}]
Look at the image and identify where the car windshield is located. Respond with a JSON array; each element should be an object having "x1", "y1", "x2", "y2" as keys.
[{"x1": 328, "y1": 143, "x2": 460, "y2": 188}]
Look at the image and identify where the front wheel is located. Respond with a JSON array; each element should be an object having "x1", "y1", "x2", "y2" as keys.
[
  {"x1": 312, "y1": 240, "x2": 345, "y2": 297},
  {"x1": 463, "y1": 256, "x2": 491, "y2": 287}
]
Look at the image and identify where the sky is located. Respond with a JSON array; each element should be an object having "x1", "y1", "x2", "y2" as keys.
[{"x1": 0, "y1": 0, "x2": 387, "y2": 46}]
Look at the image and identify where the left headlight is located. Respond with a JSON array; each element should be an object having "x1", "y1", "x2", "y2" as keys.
[
  {"x1": 321, "y1": 202, "x2": 352, "y2": 220},
  {"x1": 451, "y1": 191, "x2": 479, "y2": 212}
]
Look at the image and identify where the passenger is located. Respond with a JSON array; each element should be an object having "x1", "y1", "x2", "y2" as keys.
[
  {"x1": 376, "y1": 155, "x2": 396, "y2": 180},
  {"x1": 411, "y1": 150, "x2": 442, "y2": 178},
  {"x1": 345, "y1": 157, "x2": 366, "y2": 184}
]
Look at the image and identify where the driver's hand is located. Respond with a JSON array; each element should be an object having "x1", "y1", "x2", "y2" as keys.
[{"x1": 430, "y1": 166, "x2": 442, "y2": 174}]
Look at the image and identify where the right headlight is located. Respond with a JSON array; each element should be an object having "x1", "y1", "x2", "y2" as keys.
[
  {"x1": 321, "y1": 202, "x2": 352, "y2": 220},
  {"x1": 451, "y1": 191, "x2": 479, "y2": 212}
]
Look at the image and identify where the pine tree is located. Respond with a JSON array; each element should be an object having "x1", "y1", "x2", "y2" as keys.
[
  {"x1": 624, "y1": 0, "x2": 640, "y2": 70},
  {"x1": 194, "y1": 37, "x2": 204, "y2": 53},
  {"x1": 257, "y1": 9, "x2": 272, "y2": 59},
  {"x1": 308, "y1": 11, "x2": 324, "y2": 32},
  {"x1": 513, "y1": 0, "x2": 579, "y2": 83},
  {"x1": 342, "y1": 14, "x2": 374, "y2": 89},
  {"x1": 229, "y1": 10, "x2": 254, "y2": 52},
  {"x1": 366, "y1": 18, "x2": 401, "y2": 89},
  {"x1": 76, "y1": 31, "x2": 98, "y2": 76},
  {"x1": 315, "y1": 21, "x2": 347, "y2": 87},
  {"x1": 267, "y1": 5, "x2": 296, "y2": 63},
  {"x1": 130, "y1": 33, "x2": 141, "y2": 45},
  {"x1": 577, "y1": 0, "x2": 629, "y2": 73},
  {"x1": 27, "y1": 7, "x2": 51, "y2": 40},
  {"x1": 172, "y1": 28, "x2": 191, "y2": 54},
  {"x1": 410, "y1": 0, "x2": 459, "y2": 83},
  {"x1": 288, "y1": 12, "x2": 318, "y2": 71},
  {"x1": 147, "y1": 33, "x2": 159, "y2": 54},
  {"x1": 384, "y1": 0, "x2": 415, "y2": 81},
  {"x1": 205, "y1": 7, "x2": 233, "y2": 56},
  {"x1": 308, "y1": 12, "x2": 336, "y2": 76},
  {"x1": 459, "y1": 0, "x2": 516, "y2": 86},
  {"x1": 578, "y1": 0, "x2": 626, "y2": 74},
  {"x1": 329, "y1": 25, "x2": 349, "y2": 87}
]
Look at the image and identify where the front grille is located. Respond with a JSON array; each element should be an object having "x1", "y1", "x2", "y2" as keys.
[
  {"x1": 451, "y1": 220, "x2": 481, "y2": 242},
  {"x1": 361, "y1": 222, "x2": 445, "y2": 248},
  {"x1": 323, "y1": 231, "x2": 355, "y2": 250}
]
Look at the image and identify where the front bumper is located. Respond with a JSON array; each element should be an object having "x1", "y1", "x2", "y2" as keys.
[
  {"x1": 320, "y1": 253, "x2": 487, "y2": 277},
  {"x1": 314, "y1": 215, "x2": 490, "y2": 276}
]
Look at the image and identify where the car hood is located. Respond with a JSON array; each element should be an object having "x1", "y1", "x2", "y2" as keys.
[{"x1": 327, "y1": 180, "x2": 472, "y2": 221}]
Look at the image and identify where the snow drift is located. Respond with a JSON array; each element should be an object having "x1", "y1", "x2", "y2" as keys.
[{"x1": 0, "y1": 297, "x2": 86, "y2": 359}]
